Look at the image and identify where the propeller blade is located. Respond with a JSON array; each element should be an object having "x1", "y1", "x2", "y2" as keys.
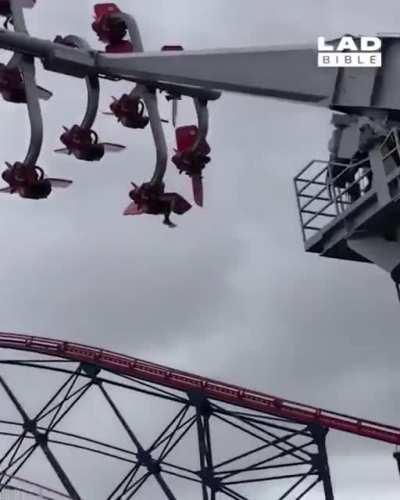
[
  {"x1": 0, "y1": 187, "x2": 11, "y2": 193},
  {"x1": 54, "y1": 148, "x2": 70, "y2": 155},
  {"x1": 172, "y1": 99, "x2": 178, "y2": 127},
  {"x1": 192, "y1": 175, "x2": 203, "y2": 207},
  {"x1": 123, "y1": 201, "x2": 143, "y2": 216},
  {"x1": 48, "y1": 178, "x2": 73, "y2": 188},
  {"x1": 161, "y1": 118, "x2": 169, "y2": 123},
  {"x1": 102, "y1": 143, "x2": 126, "y2": 152},
  {"x1": 62, "y1": 126, "x2": 69, "y2": 132},
  {"x1": 36, "y1": 86, "x2": 53, "y2": 101},
  {"x1": 102, "y1": 112, "x2": 115, "y2": 116}
]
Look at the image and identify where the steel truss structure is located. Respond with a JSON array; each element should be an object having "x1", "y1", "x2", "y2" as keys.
[{"x1": 0, "y1": 333, "x2": 397, "y2": 499}]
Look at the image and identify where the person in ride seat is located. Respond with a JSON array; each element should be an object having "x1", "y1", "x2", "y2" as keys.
[{"x1": 128, "y1": 182, "x2": 191, "y2": 228}]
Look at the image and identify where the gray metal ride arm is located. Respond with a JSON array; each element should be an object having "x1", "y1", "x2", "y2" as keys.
[
  {"x1": 10, "y1": 1, "x2": 43, "y2": 166},
  {"x1": 0, "y1": 30, "x2": 335, "y2": 103},
  {"x1": 120, "y1": 12, "x2": 168, "y2": 186},
  {"x1": 62, "y1": 35, "x2": 100, "y2": 131},
  {"x1": 0, "y1": 26, "x2": 395, "y2": 112}
]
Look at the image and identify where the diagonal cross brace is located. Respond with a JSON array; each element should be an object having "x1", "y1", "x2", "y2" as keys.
[{"x1": 0, "y1": 376, "x2": 82, "y2": 500}]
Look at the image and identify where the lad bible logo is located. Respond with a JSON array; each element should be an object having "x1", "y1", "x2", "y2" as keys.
[{"x1": 317, "y1": 36, "x2": 382, "y2": 67}]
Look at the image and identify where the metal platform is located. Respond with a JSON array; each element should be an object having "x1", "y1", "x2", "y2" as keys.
[{"x1": 294, "y1": 128, "x2": 400, "y2": 264}]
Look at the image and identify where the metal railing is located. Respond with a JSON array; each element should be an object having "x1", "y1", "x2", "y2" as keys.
[{"x1": 294, "y1": 157, "x2": 373, "y2": 242}]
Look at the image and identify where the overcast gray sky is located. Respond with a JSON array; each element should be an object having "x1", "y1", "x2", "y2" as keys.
[{"x1": 0, "y1": 0, "x2": 399, "y2": 498}]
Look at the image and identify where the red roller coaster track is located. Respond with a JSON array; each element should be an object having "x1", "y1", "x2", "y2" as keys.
[{"x1": 0, "y1": 332, "x2": 398, "y2": 446}]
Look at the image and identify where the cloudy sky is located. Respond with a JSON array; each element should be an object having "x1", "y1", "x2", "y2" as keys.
[{"x1": 0, "y1": 0, "x2": 399, "y2": 498}]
